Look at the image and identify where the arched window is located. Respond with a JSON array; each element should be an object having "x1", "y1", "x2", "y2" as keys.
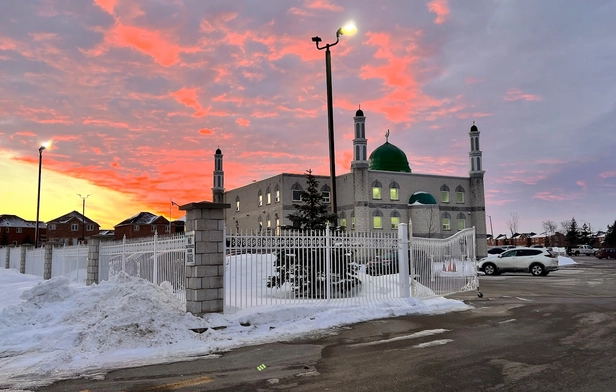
[
  {"x1": 266, "y1": 214, "x2": 271, "y2": 229},
  {"x1": 258, "y1": 189, "x2": 263, "y2": 207},
  {"x1": 440, "y1": 184, "x2": 450, "y2": 203},
  {"x1": 258, "y1": 216, "x2": 263, "y2": 232},
  {"x1": 373, "y1": 209, "x2": 383, "y2": 229},
  {"x1": 266, "y1": 186, "x2": 271, "y2": 205},
  {"x1": 390, "y1": 210, "x2": 401, "y2": 229},
  {"x1": 351, "y1": 211, "x2": 355, "y2": 230},
  {"x1": 275, "y1": 213, "x2": 280, "y2": 234},
  {"x1": 457, "y1": 212, "x2": 466, "y2": 231},
  {"x1": 235, "y1": 195, "x2": 240, "y2": 212},
  {"x1": 442, "y1": 212, "x2": 451, "y2": 231},
  {"x1": 372, "y1": 180, "x2": 382, "y2": 200},
  {"x1": 274, "y1": 184, "x2": 280, "y2": 203},
  {"x1": 321, "y1": 184, "x2": 331, "y2": 203},
  {"x1": 339, "y1": 211, "x2": 347, "y2": 228},
  {"x1": 389, "y1": 181, "x2": 400, "y2": 201},
  {"x1": 455, "y1": 185, "x2": 465, "y2": 204},
  {"x1": 291, "y1": 183, "x2": 303, "y2": 202}
]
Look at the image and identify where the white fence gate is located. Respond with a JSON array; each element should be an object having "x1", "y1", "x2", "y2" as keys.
[
  {"x1": 224, "y1": 224, "x2": 478, "y2": 313},
  {"x1": 98, "y1": 233, "x2": 186, "y2": 303},
  {"x1": 24, "y1": 247, "x2": 45, "y2": 277},
  {"x1": 51, "y1": 244, "x2": 88, "y2": 284}
]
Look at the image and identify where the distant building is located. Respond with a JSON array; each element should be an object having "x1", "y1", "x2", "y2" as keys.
[
  {"x1": 46, "y1": 210, "x2": 100, "y2": 245},
  {"x1": 114, "y1": 212, "x2": 170, "y2": 240},
  {"x1": 0, "y1": 214, "x2": 45, "y2": 246},
  {"x1": 218, "y1": 109, "x2": 489, "y2": 257}
]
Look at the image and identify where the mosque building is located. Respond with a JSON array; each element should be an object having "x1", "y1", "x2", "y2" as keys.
[{"x1": 214, "y1": 108, "x2": 488, "y2": 257}]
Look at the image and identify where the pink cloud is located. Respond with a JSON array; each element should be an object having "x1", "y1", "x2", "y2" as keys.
[
  {"x1": 236, "y1": 118, "x2": 250, "y2": 127},
  {"x1": 599, "y1": 171, "x2": 616, "y2": 179},
  {"x1": 170, "y1": 87, "x2": 202, "y2": 112},
  {"x1": 465, "y1": 77, "x2": 483, "y2": 84},
  {"x1": 504, "y1": 88, "x2": 543, "y2": 102},
  {"x1": 532, "y1": 191, "x2": 578, "y2": 202},
  {"x1": 94, "y1": 0, "x2": 117, "y2": 15},
  {"x1": 305, "y1": 0, "x2": 343, "y2": 12},
  {"x1": 427, "y1": 0, "x2": 450, "y2": 24}
]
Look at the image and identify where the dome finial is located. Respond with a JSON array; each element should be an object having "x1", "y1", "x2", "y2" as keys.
[{"x1": 385, "y1": 129, "x2": 390, "y2": 142}]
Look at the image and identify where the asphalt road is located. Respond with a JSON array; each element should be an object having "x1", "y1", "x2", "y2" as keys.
[{"x1": 36, "y1": 256, "x2": 616, "y2": 392}]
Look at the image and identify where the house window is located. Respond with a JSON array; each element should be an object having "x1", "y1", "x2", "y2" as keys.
[
  {"x1": 267, "y1": 216, "x2": 271, "y2": 228},
  {"x1": 455, "y1": 185, "x2": 465, "y2": 204},
  {"x1": 275, "y1": 184, "x2": 280, "y2": 203},
  {"x1": 258, "y1": 216, "x2": 263, "y2": 232},
  {"x1": 49, "y1": 224, "x2": 56, "y2": 230},
  {"x1": 134, "y1": 225, "x2": 140, "y2": 231},
  {"x1": 391, "y1": 217, "x2": 400, "y2": 229},
  {"x1": 165, "y1": 225, "x2": 170, "y2": 232},
  {"x1": 457, "y1": 213, "x2": 466, "y2": 231},
  {"x1": 372, "y1": 180, "x2": 382, "y2": 200},
  {"x1": 266, "y1": 187, "x2": 271, "y2": 204},
  {"x1": 373, "y1": 210, "x2": 383, "y2": 229},
  {"x1": 341, "y1": 217, "x2": 347, "y2": 227},
  {"x1": 258, "y1": 190, "x2": 263, "y2": 207},
  {"x1": 151, "y1": 225, "x2": 157, "y2": 232},
  {"x1": 4, "y1": 228, "x2": 9, "y2": 233},
  {"x1": 440, "y1": 185, "x2": 450, "y2": 203},
  {"x1": 352, "y1": 216, "x2": 356, "y2": 230},
  {"x1": 389, "y1": 182, "x2": 399, "y2": 201},
  {"x1": 275, "y1": 214, "x2": 280, "y2": 229},
  {"x1": 16, "y1": 227, "x2": 23, "y2": 233},
  {"x1": 322, "y1": 191, "x2": 330, "y2": 203},
  {"x1": 291, "y1": 183, "x2": 303, "y2": 202},
  {"x1": 71, "y1": 224, "x2": 79, "y2": 231},
  {"x1": 86, "y1": 224, "x2": 94, "y2": 231},
  {"x1": 236, "y1": 196, "x2": 240, "y2": 212},
  {"x1": 442, "y1": 213, "x2": 451, "y2": 231}
]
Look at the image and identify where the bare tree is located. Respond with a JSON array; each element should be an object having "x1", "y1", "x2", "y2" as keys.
[
  {"x1": 542, "y1": 220, "x2": 557, "y2": 246},
  {"x1": 423, "y1": 205, "x2": 440, "y2": 238},
  {"x1": 506, "y1": 212, "x2": 520, "y2": 237},
  {"x1": 560, "y1": 220, "x2": 571, "y2": 234}
]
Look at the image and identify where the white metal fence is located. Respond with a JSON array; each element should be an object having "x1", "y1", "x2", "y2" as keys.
[
  {"x1": 99, "y1": 233, "x2": 186, "y2": 303},
  {"x1": 51, "y1": 244, "x2": 88, "y2": 284},
  {"x1": 9, "y1": 247, "x2": 20, "y2": 270},
  {"x1": 24, "y1": 247, "x2": 45, "y2": 277},
  {"x1": 224, "y1": 224, "x2": 478, "y2": 313}
]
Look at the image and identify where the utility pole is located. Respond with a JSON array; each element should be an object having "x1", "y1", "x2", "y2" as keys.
[{"x1": 77, "y1": 194, "x2": 91, "y2": 243}]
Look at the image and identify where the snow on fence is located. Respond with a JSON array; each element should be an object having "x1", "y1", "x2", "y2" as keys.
[
  {"x1": 24, "y1": 247, "x2": 45, "y2": 277},
  {"x1": 223, "y1": 224, "x2": 478, "y2": 313},
  {"x1": 99, "y1": 233, "x2": 186, "y2": 303},
  {"x1": 51, "y1": 244, "x2": 88, "y2": 284}
]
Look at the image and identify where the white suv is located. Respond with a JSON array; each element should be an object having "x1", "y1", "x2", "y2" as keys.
[{"x1": 478, "y1": 247, "x2": 559, "y2": 276}]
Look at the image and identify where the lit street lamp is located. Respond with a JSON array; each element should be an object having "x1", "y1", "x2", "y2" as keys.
[
  {"x1": 311, "y1": 21, "x2": 356, "y2": 216},
  {"x1": 77, "y1": 194, "x2": 91, "y2": 243},
  {"x1": 35, "y1": 142, "x2": 50, "y2": 247}
]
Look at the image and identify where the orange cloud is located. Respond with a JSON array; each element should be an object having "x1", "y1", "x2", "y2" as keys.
[
  {"x1": 504, "y1": 88, "x2": 543, "y2": 102},
  {"x1": 532, "y1": 191, "x2": 578, "y2": 202},
  {"x1": 427, "y1": 0, "x2": 450, "y2": 24},
  {"x1": 236, "y1": 118, "x2": 250, "y2": 127},
  {"x1": 94, "y1": 0, "x2": 117, "y2": 15},
  {"x1": 170, "y1": 87, "x2": 202, "y2": 111},
  {"x1": 305, "y1": 0, "x2": 343, "y2": 12}
]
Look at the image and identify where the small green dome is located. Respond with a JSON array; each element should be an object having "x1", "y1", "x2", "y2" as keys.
[
  {"x1": 408, "y1": 192, "x2": 437, "y2": 205},
  {"x1": 369, "y1": 142, "x2": 411, "y2": 172}
]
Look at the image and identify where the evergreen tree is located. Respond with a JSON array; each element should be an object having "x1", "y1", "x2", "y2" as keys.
[
  {"x1": 1, "y1": 231, "x2": 8, "y2": 246},
  {"x1": 286, "y1": 170, "x2": 337, "y2": 230},
  {"x1": 565, "y1": 217, "x2": 579, "y2": 249},
  {"x1": 606, "y1": 220, "x2": 616, "y2": 247}
]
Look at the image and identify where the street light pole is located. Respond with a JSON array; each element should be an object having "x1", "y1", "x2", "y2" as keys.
[
  {"x1": 35, "y1": 145, "x2": 45, "y2": 248},
  {"x1": 312, "y1": 22, "x2": 356, "y2": 217},
  {"x1": 77, "y1": 194, "x2": 91, "y2": 243}
]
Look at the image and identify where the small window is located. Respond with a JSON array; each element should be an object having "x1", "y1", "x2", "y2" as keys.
[
  {"x1": 258, "y1": 216, "x2": 263, "y2": 231},
  {"x1": 16, "y1": 227, "x2": 23, "y2": 233},
  {"x1": 71, "y1": 224, "x2": 79, "y2": 231},
  {"x1": 275, "y1": 190, "x2": 280, "y2": 202},
  {"x1": 322, "y1": 191, "x2": 330, "y2": 203},
  {"x1": 292, "y1": 190, "x2": 302, "y2": 201},
  {"x1": 86, "y1": 224, "x2": 94, "y2": 231},
  {"x1": 457, "y1": 219, "x2": 465, "y2": 231},
  {"x1": 389, "y1": 182, "x2": 399, "y2": 201},
  {"x1": 236, "y1": 196, "x2": 240, "y2": 212},
  {"x1": 151, "y1": 225, "x2": 157, "y2": 232},
  {"x1": 372, "y1": 181, "x2": 382, "y2": 200},
  {"x1": 373, "y1": 216, "x2": 382, "y2": 229},
  {"x1": 5, "y1": 228, "x2": 9, "y2": 233},
  {"x1": 258, "y1": 190, "x2": 263, "y2": 207},
  {"x1": 165, "y1": 225, "x2": 170, "y2": 232},
  {"x1": 275, "y1": 216, "x2": 280, "y2": 228},
  {"x1": 267, "y1": 188, "x2": 271, "y2": 205},
  {"x1": 341, "y1": 217, "x2": 347, "y2": 227},
  {"x1": 352, "y1": 216, "x2": 356, "y2": 230},
  {"x1": 442, "y1": 213, "x2": 451, "y2": 231},
  {"x1": 49, "y1": 224, "x2": 56, "y2": 230},
  {"x1": 391, "y1": 216, "x2": 400, "y2": 229},
  {"x1": 456, "y1": 192, "x2": 464, "y2": 203},
  {"x1": 267, "y1": 217, "x2": 271, "y2": 228},
  {"x1": 440, "y1": 185, "x2": 450, "y2": 203},
  {"x1": 134, "y1": 225, "x2": 140, "y2": 231}
]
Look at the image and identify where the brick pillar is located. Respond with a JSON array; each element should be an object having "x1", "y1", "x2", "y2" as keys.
[
  {"x1": 20, "y1": 245, "x2": 32, "y2": 274},
  {"x1": 180, "y1": 201, "x2": 230, "y2": 316},
  {"x1": 86, "y1": 238, "x2": 100, "y2": 286},
  {"x1": 44, "y1": 243, "x2": 53, "y2": 279}
]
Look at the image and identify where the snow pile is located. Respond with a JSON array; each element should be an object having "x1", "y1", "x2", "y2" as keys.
[{"x1": 0, "y1": 270, "x2": 468, "y2": 390}]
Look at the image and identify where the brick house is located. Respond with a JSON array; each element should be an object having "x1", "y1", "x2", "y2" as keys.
[
  {"x1": 114, "y1": 212, "x2": 170, "y2": 240},
  {"x1": 46, "y1": 210, "x2": 100, "y2": 245},
  {"x1": 0, "y1": 214, "x2": 46, "y2": 246}
]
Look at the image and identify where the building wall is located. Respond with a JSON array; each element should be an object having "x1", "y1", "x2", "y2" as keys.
[
  {"x1": 1, "y1": 226, "x2": 44, "y2": 246},
  {"x1": 114, "y1": 218, "x2": 170, "y2": 240},
  {"x1": 47, "y1": 217, "x2": 100, "y2": 245}
]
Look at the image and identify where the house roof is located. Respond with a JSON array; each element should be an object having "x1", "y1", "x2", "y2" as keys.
[
  {"x1": 0, "y1": 214, "x2": 46, "y2": 228},
  {"x1": 116, "y1": 212, "x2": 167, "y2": 226},
  {"x1": 47, "y1": 210, "x2": 99, "y2": 226}
]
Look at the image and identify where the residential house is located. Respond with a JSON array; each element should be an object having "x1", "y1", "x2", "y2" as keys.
[
  {"x1": 46, "y1": 211, "x2": 101, "y2": 245},
  {"x1": 0, "y1": 214, "x2": 46, "y2": 246},
  {"x1": 114, "y1": 212, "x2": 170, "y2": 240}
]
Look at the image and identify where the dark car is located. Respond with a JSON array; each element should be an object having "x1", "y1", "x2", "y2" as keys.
[
  {"x1": 487, "y1": 247, "x2": 506, "y2": 255},
  {"x1": 595, "y1": 248, "x2": 616, "y2": 260},
  {"x1": 365, "y1": 249, "x2": 431, "y2": 282}
]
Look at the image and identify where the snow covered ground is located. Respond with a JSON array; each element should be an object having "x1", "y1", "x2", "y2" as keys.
[{"x1": 0, "y1": 255, "x2": 577, "y2": 391}]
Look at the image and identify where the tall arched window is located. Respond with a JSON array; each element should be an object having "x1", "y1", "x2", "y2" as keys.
[
  {"x1": 372, "y1": 180, "x2": 382, "y2": 200},
  {"x1": 389, "y1": 181, "x2": 400, "y2": 201},
  {"x1": 258, "y1": 189, "x2": 263, "y2": 206},
  {"x1": 442, "y1": 212, "x2": 451, "y2": 231},
  {"x1": 266, "y1": 186, "x2": 271, "y2": 204},
  {"x1": 390, "y1": 210, "x2": 401, "y2": 229},
  {"x1": 291, "y1": 183, "x2": 303, "y2": 202},
  {"x1": 456, "y1": 212, "x2": 466, "y2": 231},
  {"x1": 274, "y1": 184, "x2": 280, "y2": 203},
  {"x1": 235, "y1": 195, "x2": 240, "y2": 211},
  {"x1": 373, "y1": 209, "x2": 383, "y2": 229},
  {"x1": 455, "y1": 185, "x2": 465, "y2": 204},
  {"x1": 320, "y1": 184, "x2": 331, "y2": 203},
  {"x1": 339, "y1": 211, "x2": 347, "y2": 228},
  {"x1": 351, "y1": 211, "x2": 355, "y2": 230},
  {"x1": 440, "y1": 184, "x2": 450, "y2": 203}
]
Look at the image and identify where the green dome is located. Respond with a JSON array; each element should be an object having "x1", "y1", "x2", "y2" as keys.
[
  {"x1": 408, "y1": 192, "x2": 437, "y2": 205},
  {"x1": 369, "y1": 142, "x2": 411, "y2": 172}
]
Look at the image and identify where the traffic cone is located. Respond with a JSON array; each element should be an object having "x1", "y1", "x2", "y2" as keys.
[
  {"x1": 442, "y1": 262, "x2": 447, "y2": 272},
  {"x1": 452, "y1": 261, "x2": 457, "y2": 272}
]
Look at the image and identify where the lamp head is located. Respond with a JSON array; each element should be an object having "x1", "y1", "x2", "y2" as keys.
[
  {"x1": 311, "y1": 36, "x2": 322, "y2": 43},
  {"x1": 337, "y1": 21, "x2": 357, "y2": 37}
]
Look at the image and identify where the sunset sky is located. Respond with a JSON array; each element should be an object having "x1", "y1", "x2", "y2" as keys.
[{"x1": 2, "y1": 0, "x2": 615, "y2": 236}]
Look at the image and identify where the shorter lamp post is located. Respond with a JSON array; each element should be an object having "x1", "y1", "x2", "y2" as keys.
[
  {"x1": 35, "y1": 145, "x2": 46, "y2": 248},
  {"x1": 311, "y1": 21, "x2": 356, "y2": 216},
  {"x1": 77, "y1": 194, "x2": 91, "y2": 243}
]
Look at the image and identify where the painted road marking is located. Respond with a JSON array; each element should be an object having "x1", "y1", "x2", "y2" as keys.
[{"x1": 126, "y1": 375, "x2": 214, "y2": 391}]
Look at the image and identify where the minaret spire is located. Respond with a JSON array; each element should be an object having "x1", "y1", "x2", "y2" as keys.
[
  {"x1": 212, "y1": 147, "x2": 225, "y2": 203},
  {"x1": 351, "y1": 106, "x2": 368, "y2": 170}
]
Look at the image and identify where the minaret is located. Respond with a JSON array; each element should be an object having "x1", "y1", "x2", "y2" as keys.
[
  {"x1": 351, "y1": 106, "x2": 369, "y2": 170},
  {"x1": 468, "y1": 122, "x2": 488, "y2": 257},
  {"x1": 352, "y1": 106, "x2": 370, "y2": 231},
  {"x1": 212, "y1": 147, "x2": 224, "y2": 203}
]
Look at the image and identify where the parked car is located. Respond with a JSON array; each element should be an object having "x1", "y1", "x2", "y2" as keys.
[
  {"x1": 477, "y1": 247, "x2": 559, "y2": 276},
  {"x1": 487, "y1": 247, "x2": 506, "y2": 255},
  {"x1": 365, "y1": 249, "x2": 430, "y2": 281},
  {"x1": 567, "y1": 244, "x2": 598, "y2": 256},
  {"x1": 595, "y1": 248, "x2": 616, "y2": 260}
]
